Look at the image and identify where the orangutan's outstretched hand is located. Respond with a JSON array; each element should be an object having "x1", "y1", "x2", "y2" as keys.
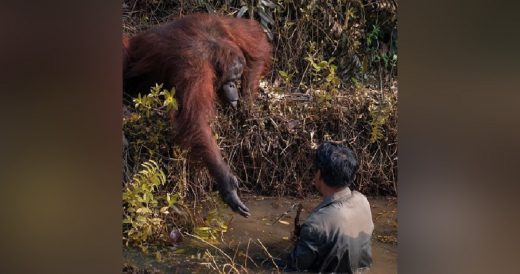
[{"x1": 218, "y1": 174, "x2": 250, "y2": 218}]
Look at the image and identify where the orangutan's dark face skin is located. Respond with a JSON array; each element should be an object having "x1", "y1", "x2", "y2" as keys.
[
  {"x1": 222, "y1": 81, "x2": 239, "y2": 108},
  {"x1": 219, "y1": 55, "x2": 243, "y2": 108}
]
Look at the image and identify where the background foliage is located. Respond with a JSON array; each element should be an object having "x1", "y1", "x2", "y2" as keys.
[{"x1": 123, "y1": 0, "x2": 397, "y2": 87}]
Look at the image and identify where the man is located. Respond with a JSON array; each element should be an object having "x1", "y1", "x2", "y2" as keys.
[{"x1": 287, "y1": 142, "x2": 374, "y2": 273}]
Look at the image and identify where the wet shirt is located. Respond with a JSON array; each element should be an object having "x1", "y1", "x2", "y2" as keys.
[{"x1": 287, "y1": 187, "x2": 374, "y2": 273}]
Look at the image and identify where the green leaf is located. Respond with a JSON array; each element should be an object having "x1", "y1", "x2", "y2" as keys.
[
  {"x1": 150, "y1": 218, "x2": 162, "y2": 225},
  {"x1": 278, "y1": 70, "x2": 288, "y2": 78},
  {"x1": 155, "y1": 251, "x2": 162, "y2": 262},
  {"x1": 136, "y1": 207, "x2": 152, "y2": 214},
  {"x1": 318, "y1": 61, "x2": 328, "y2": 68},
  {"x1": 167, "y1": 193, "x2": 179, "y2": 206},
  {"x1": 174, "y1": 248, "x2": 186, "y2": 254}
]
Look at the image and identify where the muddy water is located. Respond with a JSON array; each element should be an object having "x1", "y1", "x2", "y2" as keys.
[{"x1": 123, "y1": 195, "x2": 397, "y2": 273}]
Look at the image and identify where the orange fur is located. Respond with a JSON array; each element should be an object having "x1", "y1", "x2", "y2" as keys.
[{"x1": 123, "y1": 13, "x2": 271, "y2": 193}]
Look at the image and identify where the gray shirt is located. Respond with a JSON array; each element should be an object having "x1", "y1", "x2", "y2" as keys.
[{"x1": 288, "y1": 187, "x2": 374, "y2": 273}]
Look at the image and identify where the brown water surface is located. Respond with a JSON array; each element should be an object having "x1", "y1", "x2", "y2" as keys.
[{"x1": 123, "y1": 195, "x2": 397, "y2": 273}]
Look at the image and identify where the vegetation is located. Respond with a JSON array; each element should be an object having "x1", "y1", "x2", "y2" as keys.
[
  {"x1": 123, "y1": 159, "x2": 173, "y2": 251},
  {"x1": 123, "y1": 86, "x2": 233, "y2": 253}
]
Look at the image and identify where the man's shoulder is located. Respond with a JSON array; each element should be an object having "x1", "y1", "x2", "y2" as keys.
[
  {"x1": 351, "y1": 191, "x2": 371, "y2": 207},
  {"x1": 323, "y1": 190, "x2": 370, "y2": 212},
  {"x1": 304, "y1": 191, "x2": 372, "y2": 225}
]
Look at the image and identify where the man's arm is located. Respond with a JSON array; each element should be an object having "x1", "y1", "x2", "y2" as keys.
[{"x1": 287, "y1": 224, "x2": 321, "y2": 271}]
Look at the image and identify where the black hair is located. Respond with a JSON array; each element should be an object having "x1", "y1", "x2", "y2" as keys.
[{"x1": 315, "y1": 142, "x2": 358, "y2": 187}]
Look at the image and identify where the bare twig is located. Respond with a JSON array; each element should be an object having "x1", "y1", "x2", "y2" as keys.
[{"x1": 256, "y1": 239, "x2": 279, "y2": 271}]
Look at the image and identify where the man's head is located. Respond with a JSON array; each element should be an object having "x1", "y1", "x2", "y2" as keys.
[{"x1": 313, "y1": 142, "x2": 358, "y2": 194}]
